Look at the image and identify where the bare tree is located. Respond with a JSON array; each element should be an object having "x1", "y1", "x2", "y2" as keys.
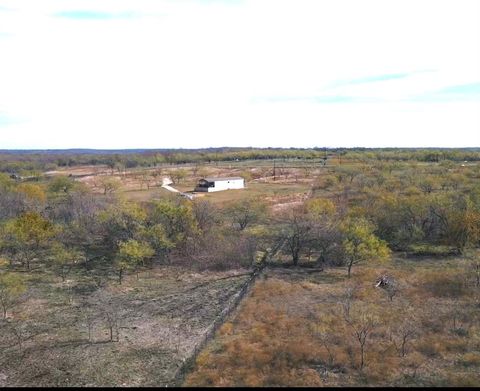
[
  {"x1": 139, "y1": 172, "x2": 153, "y2": 190},
  {"x1": 192, "y1": 200, "x2": 221, "y2": 232},
  {"x1": 340, "y1": 284, "x2": 359, "y2": 319},
  {"x1": 276, "y1": 205, "x2": 314, "y2": 265},
  {"x1": 104, "y1": 307, "x2": 120, "y2": 342},
  {"x1": 9, "y1": 320, "x2": 25, "y2": 350},
  {"x1": 343, "y1": 308, "x2": 379, "y2": 370},
  {"x1": 84, "y1": 310, "x2": 96, "y2": 344},
  {"x1": 391, "y1": 320, "x2": 417, "y2": 357},
  {"x1": 225, "y1": 198, "x2": 266, "y2": 231}
]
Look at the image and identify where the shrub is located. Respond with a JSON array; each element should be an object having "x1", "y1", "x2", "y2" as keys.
[
  {"x1": 456, "y1": 352, "x2": 480, "y2": 367},
  {"x1": 418, "y1": 271, "x2": 468, "y2": 298},
  {"x1": 416, "y1": 336, "x2": 444, "y2": 358},
  {"x1": 407, "y1": 244, "x2": 458, "y2": 257}
]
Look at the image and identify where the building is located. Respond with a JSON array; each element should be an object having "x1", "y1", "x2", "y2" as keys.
[{"x1": 194, "y1": 177, "x2": 245, "y2": 192}]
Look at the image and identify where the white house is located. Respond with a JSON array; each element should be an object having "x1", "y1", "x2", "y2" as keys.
[{"x1": 194, "y1": 177, "x2": 245, "y2": 192}]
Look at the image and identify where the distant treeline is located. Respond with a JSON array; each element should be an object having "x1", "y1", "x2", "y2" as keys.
[{"x1": 1, "y1": 147, "x2": 480, "y2": 174}]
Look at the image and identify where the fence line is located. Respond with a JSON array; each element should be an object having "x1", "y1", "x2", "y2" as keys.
[{"x1": 167, "y1": 266, "x2": 263, "y2": 387}]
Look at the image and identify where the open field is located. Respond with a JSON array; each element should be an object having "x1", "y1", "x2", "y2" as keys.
[
  {"x1": 44, "y1": 160, "x2": 318, "y2": 207},
  {"x1": 186, "y1": 255, "x2": 480, "y2": 387},
  {"x1": 0, "y1": 264, "x2": 250, "y2": 387}
]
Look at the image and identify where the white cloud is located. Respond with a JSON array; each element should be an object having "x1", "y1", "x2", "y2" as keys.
[{"x1": 0, "y1": 0, "x2": 479, "y2": 148}]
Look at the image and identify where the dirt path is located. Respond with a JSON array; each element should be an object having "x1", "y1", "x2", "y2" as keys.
[{"x1": 161, "y1": 177, "x2": 195, "y2": 200}]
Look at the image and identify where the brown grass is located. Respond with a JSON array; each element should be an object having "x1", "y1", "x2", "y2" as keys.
[{"x1": 185, "y1": 258, "x2": 480, "y2": 387}]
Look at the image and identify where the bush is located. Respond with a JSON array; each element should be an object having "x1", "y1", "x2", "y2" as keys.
[
  {"x1": 407, "y1": 244, "x2": 458, "y2": 257},
  {"x1": 456, "y1": 352, "x2": 480, "y2": 367},
  {"x1": 418, "y1": 271, "x2": 468, "y2": 298},
  {"x1": 416, "y1": 336, "x2": 444, "y2": 358}
]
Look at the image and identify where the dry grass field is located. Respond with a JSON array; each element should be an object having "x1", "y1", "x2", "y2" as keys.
[
  {"x1": 186, "y1": 255, "x2": 480, "y2": 387},
  {"x1": 0, "y1": 264, "x2": 250, "y2": 387},
  {"x1": 47, "y1": 162, "x2": 317, "y2": 207}
]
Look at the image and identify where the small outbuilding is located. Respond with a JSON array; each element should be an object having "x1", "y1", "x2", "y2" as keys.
[{"x1": 195, "y1": 177, "x2": 245, "y2": 192}]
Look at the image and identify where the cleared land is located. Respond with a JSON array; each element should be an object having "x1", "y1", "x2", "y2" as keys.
[
  {"x1": 0, "y1": 264, "x2": 250, "y2": 387},
  {"x1": 46, "y1": 162, "x2": 316, "y2": 207}
]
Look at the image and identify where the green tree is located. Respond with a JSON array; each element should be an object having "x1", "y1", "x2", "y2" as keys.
[
  {"x1": 140, "y1": 224, "x2": 174, "y2": 258},
  {"x1": 0, "y1": 173, "x2": 14, "y2": 190},
  {"x1": 1, "y1": 212, "x2": 57, "y2": 270},
  {"x1": 0, "y1": 272, "x2": 26, "y2": 318},
  {"x1": 150, "y1": 199, "x2": 199, "y2": 246},
  {"x1": 168, "y1": 169, "x2": 188, "y2": 185},
  {"x1": 48, "y1": 175, "x2": 75, "y2": 194},
  {"x1": 115, "y1": 239, "x2": 154, "y2": 284},
  {"x1": 98, "y1": 176, "x2": 121, "y2": 195},
  {"x1": 49, "y1": 243, "x2": 85, "y2": 282},
  {"x1": 98, "y1": 202, "x2": 147, "y2": 250},
  {"x1": 443, "y1": 198, "x2": 480, "y2": 254},
  {"x1": 305, "y1": 198, "x2": 336, "y2": 219},
  {"x1": 16, "y1": 183, "x2": 46, "y2": 205},
  {"x1": 341, "y1": 217, "x2": 390, "y2": 278}
]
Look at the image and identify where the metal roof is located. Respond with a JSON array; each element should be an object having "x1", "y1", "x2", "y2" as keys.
[{"x1": 202, "y1": 177, "x2": 244, "y2": 182}]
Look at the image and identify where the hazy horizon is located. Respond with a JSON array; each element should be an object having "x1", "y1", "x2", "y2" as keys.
[
  {"x1": 1, "y1": 0, "x2": 479, "y2": 149},
  {"x1": 2, "y1": 146, "x2": 480, "y2": 152}
]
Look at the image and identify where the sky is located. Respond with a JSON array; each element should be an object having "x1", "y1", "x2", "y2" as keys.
[{"x1": 0, "y1": 0, "x2": 479, "y2": 149}]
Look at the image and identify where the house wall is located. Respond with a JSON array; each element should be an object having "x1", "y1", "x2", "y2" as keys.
[{"x1": 208, "y1": 179, "x2": 244, "y2": 192}]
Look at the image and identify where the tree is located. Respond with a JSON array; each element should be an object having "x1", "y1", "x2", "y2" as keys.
[
  {"x1": 225, "y1": 198, "x2": 267, "y2": 231},
  {"x1": 48, "y1": 243, "x2": 85, "y2": 282},
  {"x1": 140, "y1": 224, "x2": 174, "y2": 260},
  {"x1": 192, "y1": 200, "x2": 221, "y2": 233},
  {"x1": 115, "y1": 239, "x2": 154, "y2": 283},
  {"x1": 138, "y1": 171, "x2": 153, "y2": 190},
  {"x1": 305, "y1": 198, "x2": 336, "y2": 219},
  {"x1": 341, "y1": 217, "x2": 390, "y2": 278},
  {"x1": 104, "y1": 308, "x2": 120, "y2": 342},
  {"x1": 98, "y1": 202, "x2": 147, "y2": 249},
  {"x1": 16, "y1": 183, "x2": 46, "y2": 203},
  {"x1": 277, "y1": 205, "x2": 315, "y2": 265},
  {"x1": 105, "y1": 157, "x2": 117, "y2": 175},
  {"x1": 0, "y1": 272, "x2": 26, "y2": 318},
  {"x1": 98, "y1": 176, "x2": 121, "y2": 195},
  {"x1": 150, "y1": 199, "x2": 199, "y2": 246},
  {"x1": 169, "y1": 169, "x2": 188, "y2": 185},
  {"x1": 391, "y1": 317, "x2": 417, "y2": 357},
  {"x1": 48, "y1": 175, "x2": 75, "y2": 194},
  {"x1": 444, "y1": 203, "x2": 480, "y2": 254},
  {"x1": 343, "y1": 308, "x2": 379, "y2": 370},
  {"x1": 1, "y1": 212, "x2": 57, "y2": 270}
]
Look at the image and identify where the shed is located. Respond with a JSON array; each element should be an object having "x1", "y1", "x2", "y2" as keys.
[{"x1": 194, "y1": 177, "x2": 245, "y2": 192}]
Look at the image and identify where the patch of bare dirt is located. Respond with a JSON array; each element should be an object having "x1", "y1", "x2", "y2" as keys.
[{"x1": 0, "y1": 266, "x2": 251, "y2": 387}]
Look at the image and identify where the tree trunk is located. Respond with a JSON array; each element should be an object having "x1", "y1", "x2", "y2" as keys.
[
  {"x1": 360, "y1": 344, "x2": 365, "y2": 369},
  {"x1": 347, "y1": 262, "x2": 352, "y2": 278},
  {"x1": 401, "y1": 337, "x2": 407, "y2": 357},
  {"x1": 292, "y1": 252, "x2": 299, "y2": 266}
]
